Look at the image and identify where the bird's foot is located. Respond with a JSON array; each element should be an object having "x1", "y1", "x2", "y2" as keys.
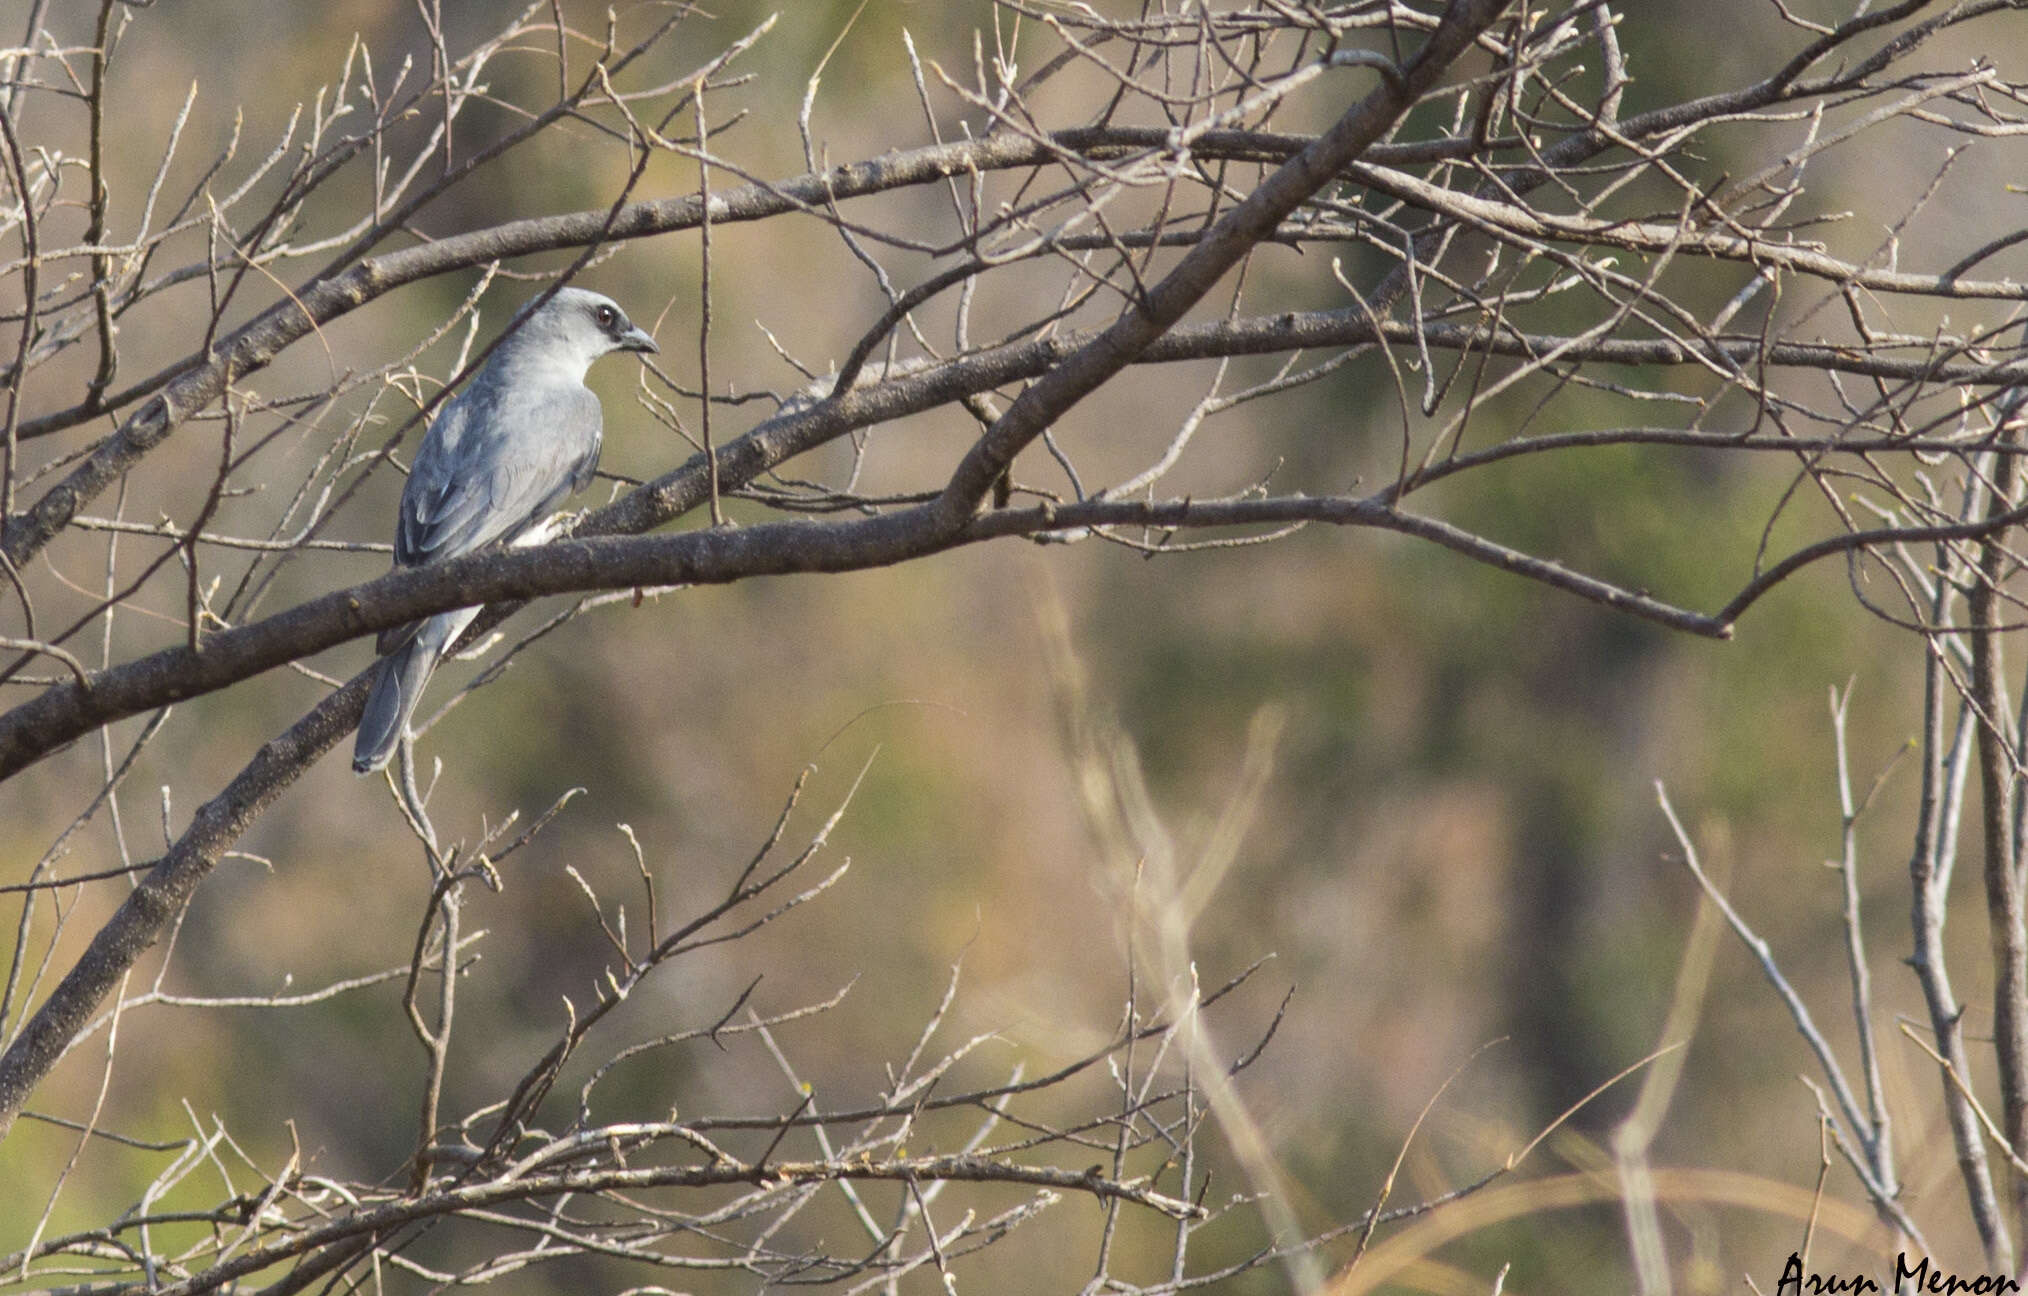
[{"x1": 514, "y1": 510, "x2": 584, "y2": 547}]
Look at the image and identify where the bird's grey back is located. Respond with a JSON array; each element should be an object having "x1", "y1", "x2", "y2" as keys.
[{"x1": 394, "y1": 361, "x2": 603, "y2": 569}]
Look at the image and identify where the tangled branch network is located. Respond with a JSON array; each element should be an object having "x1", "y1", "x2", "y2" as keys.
[{"x1": 3, "y1": 0, "x2": 2028, "y2": 1289}]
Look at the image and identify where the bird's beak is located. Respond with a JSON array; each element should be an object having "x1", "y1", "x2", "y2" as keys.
[{"x1": 619, "y1": 327, "x2": 658, "y2": 355}]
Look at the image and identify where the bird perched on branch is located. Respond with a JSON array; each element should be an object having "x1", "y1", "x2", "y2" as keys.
[{"x1": 353, "y1": 286, "x2": 658, "y2": 774}]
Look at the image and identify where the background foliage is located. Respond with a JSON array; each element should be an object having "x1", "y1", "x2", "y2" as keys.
[{"x1": 3, "y1": 0, "x2": 2025, "y2": 1290}]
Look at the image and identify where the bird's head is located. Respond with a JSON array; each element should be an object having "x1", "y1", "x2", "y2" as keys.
[{"x1": 506, "y1": 286, "x2": 658, "y2": 380}]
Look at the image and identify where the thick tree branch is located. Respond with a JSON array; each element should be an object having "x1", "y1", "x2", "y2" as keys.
[
  {"x1": 0, "y1": 676, "x2": 361, "y2": 1140},
  {"x1": 20, "y1": 469, "x2": 2028, "y2": 793}
]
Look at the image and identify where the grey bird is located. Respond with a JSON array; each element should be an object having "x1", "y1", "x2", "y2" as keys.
[{"x1": 353, "y1": 287, "x2": 657, "y2": 774}]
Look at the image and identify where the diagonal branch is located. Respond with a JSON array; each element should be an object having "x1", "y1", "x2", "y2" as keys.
[{"x1": 931, "y1": 0, "x2": 1511, "y2": 524}]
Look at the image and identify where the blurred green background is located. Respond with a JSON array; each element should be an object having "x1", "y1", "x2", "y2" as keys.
[{"x1": 3, "y1": 1, "x2": 2022, "y2": 1289}]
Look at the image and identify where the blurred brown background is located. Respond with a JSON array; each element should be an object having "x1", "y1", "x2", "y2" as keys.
[{"x1": 3, "y1": 1, "x2": 2020, "y2": 1289}]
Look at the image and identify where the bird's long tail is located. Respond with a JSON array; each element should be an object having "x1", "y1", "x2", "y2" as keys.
[{"x1": 353, "y1": 610, "x2": 470, "y2": 774}]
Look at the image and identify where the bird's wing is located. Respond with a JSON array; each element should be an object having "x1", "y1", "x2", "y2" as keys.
[{"x1": 396, "y1": 382, "x2": 603, "y2": 567}]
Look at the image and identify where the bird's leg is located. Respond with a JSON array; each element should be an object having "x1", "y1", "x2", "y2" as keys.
[{"x1": 514, "y1": 511, "x2": 584, "y2": 547}]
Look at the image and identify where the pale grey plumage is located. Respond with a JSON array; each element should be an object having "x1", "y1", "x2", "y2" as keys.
[{"x1": 354, "y1": 287, "x2": 656, "y2": 774}]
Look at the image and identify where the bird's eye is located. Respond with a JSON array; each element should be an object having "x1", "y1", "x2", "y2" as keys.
[{"x1": 595, "y1": 304, "x2": 618, "y2": 329}]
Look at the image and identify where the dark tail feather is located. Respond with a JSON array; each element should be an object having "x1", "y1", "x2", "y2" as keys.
[{"x1": 353, "y1": 630, "x2": 439, "y2": 774}]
